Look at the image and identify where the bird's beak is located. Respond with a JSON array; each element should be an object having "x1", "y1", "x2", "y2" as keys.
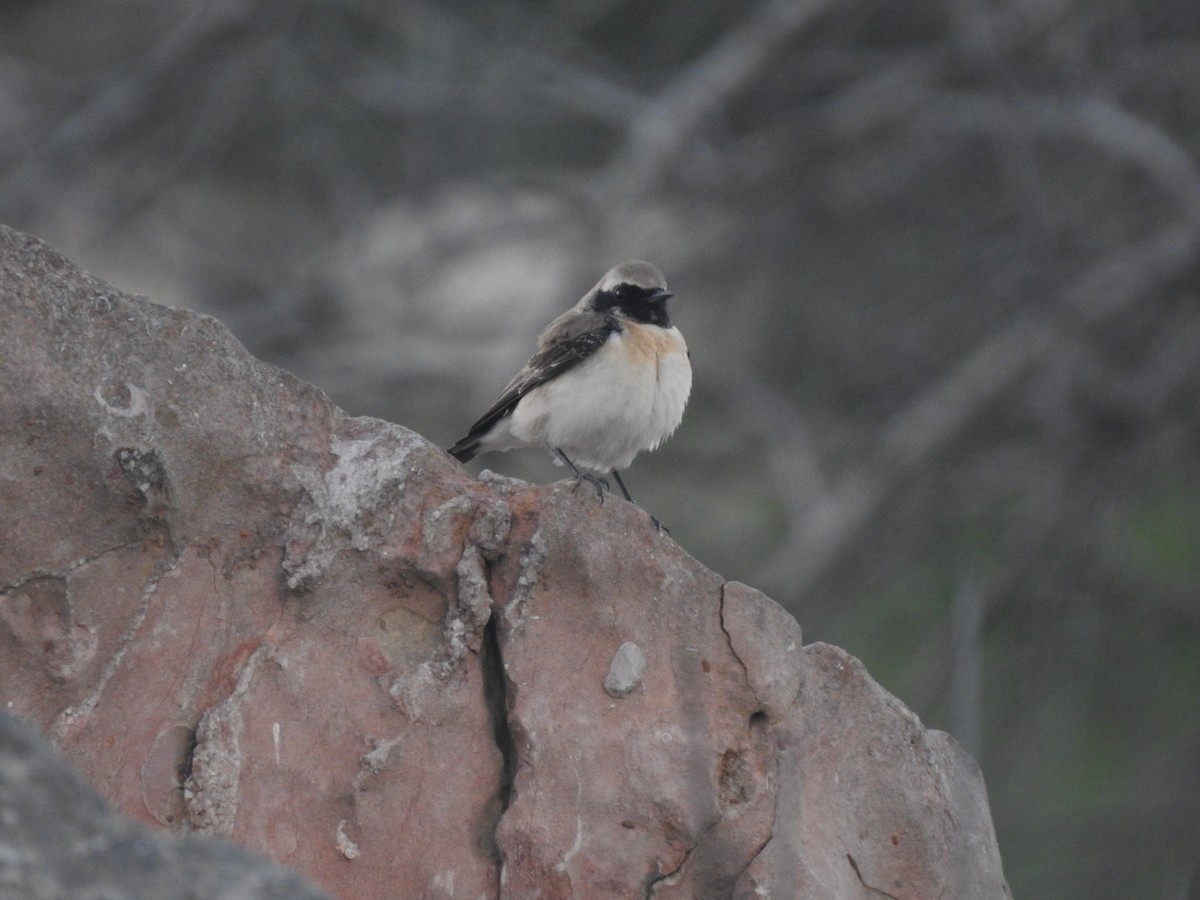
[{"x1": 648, "y1": 289, "x2": 674, "y2": 303}]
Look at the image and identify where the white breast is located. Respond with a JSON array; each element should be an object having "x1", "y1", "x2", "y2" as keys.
[{"x1": 508, "y1": 324, "x2": 691, "y2": 472}]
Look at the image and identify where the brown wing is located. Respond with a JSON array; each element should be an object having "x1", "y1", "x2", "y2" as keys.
[{"x1": 447, "y1": 310, "x2": 619, "y2": 461}]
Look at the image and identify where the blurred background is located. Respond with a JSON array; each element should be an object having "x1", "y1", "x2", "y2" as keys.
[{"x1": 3, "y1": 0, "x2": 1199, "y2": 895}]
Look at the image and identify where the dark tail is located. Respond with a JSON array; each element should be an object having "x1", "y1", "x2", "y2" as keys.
[{"x1": 447, "y1": 438, "x2": 479, "y2": 463}]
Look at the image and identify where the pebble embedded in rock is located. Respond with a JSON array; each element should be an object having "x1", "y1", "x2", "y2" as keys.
[{"x1": 603, "y1": 641, "x2": 646, "y2": 697}]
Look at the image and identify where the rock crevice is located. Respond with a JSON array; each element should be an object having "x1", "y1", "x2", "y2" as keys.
[{"x1": 480, "y1": 599, "x2": 516, "y2": 854}]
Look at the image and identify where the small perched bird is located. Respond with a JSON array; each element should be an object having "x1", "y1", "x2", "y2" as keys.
[{"x1": 448, "y1": 260, "x2": 691, "y2": 526}]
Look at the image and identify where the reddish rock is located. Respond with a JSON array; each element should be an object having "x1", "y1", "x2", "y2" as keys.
[
  {"x1": 0, "y1": 224, "x2": 1009, "y2": 898},
  {"x1": 0, "y1": 711, "x2": 330, "y2": 899}
]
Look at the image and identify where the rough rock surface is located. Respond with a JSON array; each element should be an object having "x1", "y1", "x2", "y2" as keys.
[
  {"x1": 0, "y1": 224, "x2": 1010, "y2": 898},
  {"x1": 0, "y1": 711, "x2": 330, "y2": 899}
]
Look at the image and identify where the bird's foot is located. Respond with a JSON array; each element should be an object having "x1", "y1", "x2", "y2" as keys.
[
  {"x1": 649, "y1": 513, "x2": 670, "y2": 535},
  {"x1": 571, "y1": 471, "x2": 610, "y2": 502}
]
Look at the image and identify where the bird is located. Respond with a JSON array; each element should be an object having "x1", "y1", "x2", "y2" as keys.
[{"x1": 447, "y1": 260, "x2": 691, "y2": 528}]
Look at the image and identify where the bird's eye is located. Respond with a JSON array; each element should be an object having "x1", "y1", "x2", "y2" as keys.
[{"x1": 612, "y1": 284, "x2": 630, "y2": 300}]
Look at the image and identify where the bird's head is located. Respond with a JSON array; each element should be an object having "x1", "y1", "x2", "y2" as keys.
[{"x1": 591, "y1": 261, "x2": 674, "y2": 319}]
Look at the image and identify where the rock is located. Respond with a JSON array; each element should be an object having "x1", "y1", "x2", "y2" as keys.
[
  {"x1": 732, "y1": 644, "x2": 1010, "y2": 899},
  {"x1": 0, "y1": 225, "x2": 503, "y2": 897},
  {"x1": 721, "y1": 580, "x2": 804, "y2": 720},
  {"x1": 0, "y1": 710, "x2": 330, "y2": 899},
  {"x1": 0, "y1": 224, "x2": 1010, "y2": 898},
  {"x1": 603, "y1": 641, "x2": 648, "y2": 697}
]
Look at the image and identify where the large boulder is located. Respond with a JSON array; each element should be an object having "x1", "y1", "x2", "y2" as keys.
[{"x1": 0, "y1": 224, "x2": 1009, "y2": 898}]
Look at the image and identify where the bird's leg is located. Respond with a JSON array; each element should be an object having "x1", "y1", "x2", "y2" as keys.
[
  {"x1": 610, "y1": 470, "x2": 669, "y2": 534},
  {"x1": 610, "y1": 469, "x2": 634, "y2": 503},
  {"x1": 555, "y1": 448, "x2": 609, "y2": 501},
  {"x1": 609, "y1": 472, "x2": 638, "y2": 508}
]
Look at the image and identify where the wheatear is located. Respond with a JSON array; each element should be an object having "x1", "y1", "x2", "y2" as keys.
[{"x1": 448, "y1": 260, "x2": 691, "y2": 526}]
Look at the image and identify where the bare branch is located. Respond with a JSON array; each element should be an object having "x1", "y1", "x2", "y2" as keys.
[
  {"x1": 589, "y1": 0, "x2": 837, "y2": 202},
  {"x1": 912, "y1": 93, "x2": 1200, "y2": 227},
  {"x1": 761, "y1": 223, "x2": 1200, "y2": 596},
  {"x1": 0, "y1": 2, "x2": 253, "y2": 216}
]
